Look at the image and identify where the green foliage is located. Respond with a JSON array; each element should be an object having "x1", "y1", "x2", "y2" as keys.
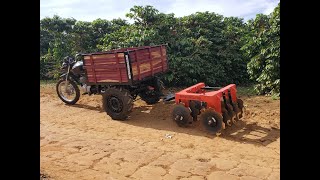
[
  {"x1": 101, "y1": 25, "x2": 159, "y2": 50},
  {"x1": 40, "y1": 15, "x2": 128, "y2": 80},
  {"x1": 126, "y1": 5, "x2": 160, "y2": 27},
  {"x1": 40, "y1": 54, "x2": 55, "y2": 79},
  {"x1": 241, "y1": 3, "x2": 280, "y2": 95},
  {"x1": 40, "y1": 5, "x2": 280, "y2": 96},
  {"x1": 101, "y1": 7, "x2": 251, "y2": 87}
]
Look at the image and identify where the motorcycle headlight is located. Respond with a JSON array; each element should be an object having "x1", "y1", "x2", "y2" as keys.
[{"x1": 61, "y1": 62, "x2": 67, "y2": 69}]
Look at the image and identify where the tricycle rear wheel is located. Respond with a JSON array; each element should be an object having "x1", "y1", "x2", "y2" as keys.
[
  {"x1": 139, "y1": 78, "x2": 164, "y2": 104},
  {"x1": 139, "y1": 91, "x2": 161, "y2": 104},
  {"x1": 102, "y1": 87, "x2": 133, "y2": 120}
]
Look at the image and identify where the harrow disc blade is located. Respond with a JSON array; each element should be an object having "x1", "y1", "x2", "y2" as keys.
[
  {"x1": 172, "y1": 104, "x2": 192, "y2": 127},
  {"x1": 237, "y1": 98, "x2": 244, "y2": 119},
  {"x1": 229, "y1": 102, "x2": 240, "y2": 121},
  {"x1": 222, "y1": 108, "x2": 232, "y2": 127},
  {"x1": 190, "y1": 100, "x2": 202, "y2": 121},
  {"x1": 200, "y1": 109, "x2": 223, "y2": 134},
  {"x1": 226, "y1": 103, "x2": 237, "y2": 123}
]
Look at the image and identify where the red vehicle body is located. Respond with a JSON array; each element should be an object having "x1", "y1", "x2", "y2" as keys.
[
  {"x1": 56, "y1": 45, "x2": 169, "y2": 120},
  {"x1": 172, "y1": 82, "x2": 244, "y2": 134},
  {"x1": 82, "y1": 45, "x2": 168, "y2": 85},
  {"x1": 175, "y1": 83, "x2": 238, "y2": 114}
]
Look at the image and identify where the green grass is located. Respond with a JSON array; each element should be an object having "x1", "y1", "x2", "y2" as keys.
[
  {"x1": 40, "y1": 80, "x2": 56, "y2": 84},
  {"x1": 237, "y1": 85, "x2": 280, "y2": 100},
  {"x1": 40, "y1": 80, "x2": 56, "y2": 87},
  {"x1": 271, "y1": 93, "x2": 280, "y2": 100},
  {"x1": 237, "y1": 85, "x2": 257, "y2": 96}
]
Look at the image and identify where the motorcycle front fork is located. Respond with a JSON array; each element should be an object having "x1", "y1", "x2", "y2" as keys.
[{"x1": 65, "y1": 66, "x2": 70, "y2": 92}]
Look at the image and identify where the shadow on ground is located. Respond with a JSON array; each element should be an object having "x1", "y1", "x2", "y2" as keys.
[
  {"x1": 67, "y1": 104, "x2": 105, "y2": 113},
  {"x1": 71, "y1": 101, "x2": 279, "y2": 146}
]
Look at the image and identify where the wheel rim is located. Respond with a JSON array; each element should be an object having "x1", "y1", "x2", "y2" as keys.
[
  {"x1": 201, "y1": 110, "x2": 222, "y2": 133},
  {"x1": 174, "y1": 114, "x2": 187, "y2": 126},
  {"x1": 172, "y1": 105, "x2": 191, "y2": 127},
  {"x1": 107, "y1": 96, "x2": 123, "y2": 113},
  {"x1": 207, "y1": 116, "x2": 218, "y2": 127},
  {"x1": 226, "y1": 120, "x2": 232, "y2": 126},
  {"x1": 58, "y1": 81, "x2": 77, "y2": 102}
]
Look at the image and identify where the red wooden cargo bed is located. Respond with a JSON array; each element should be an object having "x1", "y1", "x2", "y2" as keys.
[{"x1": 82, "y1": 44, "x2": 168, "y2": 85}]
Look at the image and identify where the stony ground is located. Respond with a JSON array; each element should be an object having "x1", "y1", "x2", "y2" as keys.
[{"x1": 40, "y1": 85, "x2": 280, "y2": 180}]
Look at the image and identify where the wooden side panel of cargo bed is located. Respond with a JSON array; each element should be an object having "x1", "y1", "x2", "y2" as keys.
[
  {"x1": 83, "y1": 53, "x2": 129, "y2": 83},
  {"x1": 129, "y1": 46, "x2": 168, "y2": 81}
]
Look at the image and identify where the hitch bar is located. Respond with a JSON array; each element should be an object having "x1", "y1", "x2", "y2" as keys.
[
  {"x1": 163, "y1": 93, "x2": 175, "y2": 102},
  {"x1": 163, "y1": 86, "x2": 222, "y2": 102},
  {"x1": 200, "y1": 86, "x2": 222, "y2": 90}
]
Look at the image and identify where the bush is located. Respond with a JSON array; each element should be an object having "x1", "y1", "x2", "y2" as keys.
[
  {"x1": 241, "y1": 3, "x2": 280, "y2": 95},
  {"x1": 40, "y1": 5, "x2": 280, "y2": 96}
]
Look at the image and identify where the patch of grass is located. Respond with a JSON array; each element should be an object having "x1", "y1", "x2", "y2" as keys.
[
  {"x1": 271, "y1": 93, "x2": 280, "y2": 100},
  {"x1": 40, "y1": 80, "x2": 56, "y2": 84},
  {"x1": 40, "y1": 80, "x2": 56, "y2": 87},
  {"x1": 237, "y1": 85, "x2": 257, "y2": 96},
  {"x1": 237, "y1": 84, "x2": 280, "y2": 100}
]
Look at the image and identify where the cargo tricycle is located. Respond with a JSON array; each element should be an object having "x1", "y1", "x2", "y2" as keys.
[
  {"x1": 56, "y1": 44, "x2": 244, "y2": 134},
  {"x1": 56, "y1": 45, "x2": 168, "y2": 120}
]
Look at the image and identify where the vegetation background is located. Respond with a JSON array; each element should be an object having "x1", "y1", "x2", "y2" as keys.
[{"x1": 40, "y1": 3, "x2": 279, "y2": 96}]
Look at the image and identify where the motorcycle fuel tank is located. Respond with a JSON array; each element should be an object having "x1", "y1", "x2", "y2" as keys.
[{"x1": 71, "y1": 61, "x2": 84, "y2": 75}]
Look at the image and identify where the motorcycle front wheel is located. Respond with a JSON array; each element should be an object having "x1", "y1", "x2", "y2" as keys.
[{"x1": 56, "y1": 79, "x2": 80, "y2": 105}]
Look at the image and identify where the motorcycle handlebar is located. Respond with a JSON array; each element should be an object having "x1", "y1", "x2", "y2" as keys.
[{"x1": 63, "y1": 53, "x2": 82, "y2": 64}]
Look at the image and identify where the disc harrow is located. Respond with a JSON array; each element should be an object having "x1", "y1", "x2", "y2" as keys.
[{"x1": 169, "y1": 82, "x2": 245, "y2": 134}]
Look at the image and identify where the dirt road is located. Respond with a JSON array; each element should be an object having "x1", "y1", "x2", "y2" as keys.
[{"x1": 40, "y1": 85, "x2": 280, "y2": 180}]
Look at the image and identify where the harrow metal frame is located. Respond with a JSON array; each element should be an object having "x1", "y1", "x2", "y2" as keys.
[
  {"x1": 172, "y1": 82, "x2": 244, "y2": 133},
  {"x1": 174, "y1": 82, "x2": 238, "y2": 113}
]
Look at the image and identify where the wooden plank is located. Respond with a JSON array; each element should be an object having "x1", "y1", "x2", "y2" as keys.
[
  {"x1": 84, "y1": 45, "x2": 168, "y2": 84},
  {"x1": 129, "y1": 52, "x2": 136, "y2": 62},
  {"x1": 139, "y1": 63, "x2": 151, "y2": 74},
  {"x1": 92, "y1": 54, "x2": 115, "y2": 59},
  {"x1": 84, "y1": 64, "x2": 126, "y2": 70},
  {"x1": 160, "y1": 45, "x2": 164, "y2": 72},
  {"x1": 115, "y1": 53, "x2": 122, "y2": 83},
  {"x1": 88, "y1": 78, "x2": 120, "y2": 83},
  {"x1": 88, "y1": 75, "x2": 128, "y2": 79},
  {"x1": 163, "y1": 56, "x2": 168, "y2": 71},
  {"x1": 148, "y1": 48, "x2": 153, "y2": 76},
  {"x1": 89, "y1": 55, "x2": 97, "y2": 83},
  {"x1": 139, "y1": 71, "x2": 152, "y2": 78},
  {"x1": 87, "y1": 75, "x2": 128, "y2": 83},
  {"x1": 134, "y1": 51, "x2": 141, "y2": 80},
  {"x1": 87, "y1": 73, "x2": 128, "y2": 79}
]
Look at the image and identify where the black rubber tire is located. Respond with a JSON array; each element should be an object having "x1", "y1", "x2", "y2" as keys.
[
  {"x1": 139, "y1": 92, "x2": 161, "y2": 105},
  {"x1": 139, "y1": 77, "x2": 164, "y2": 105},
  {"x1": 102, "y1": 87, "x2": 133, "y2": 120},
  {"x1": 172, "y1": 104, "x2": 192, "y2": 127},
  {"x1": 56, "y1": 79, "x2": 80, "y2": 105},
  {"x1": 200, "y1": 109, "x2": 223, "y2": 133}
]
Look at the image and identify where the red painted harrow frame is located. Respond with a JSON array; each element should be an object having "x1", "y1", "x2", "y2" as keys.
[{"x1": 171, "y1": 82, "x2": 244, "y2": 134}]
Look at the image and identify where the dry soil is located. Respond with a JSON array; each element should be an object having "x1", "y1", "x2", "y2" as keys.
[{"x1": 40, "y1": 85, "x2": 280, "y2": 180}]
